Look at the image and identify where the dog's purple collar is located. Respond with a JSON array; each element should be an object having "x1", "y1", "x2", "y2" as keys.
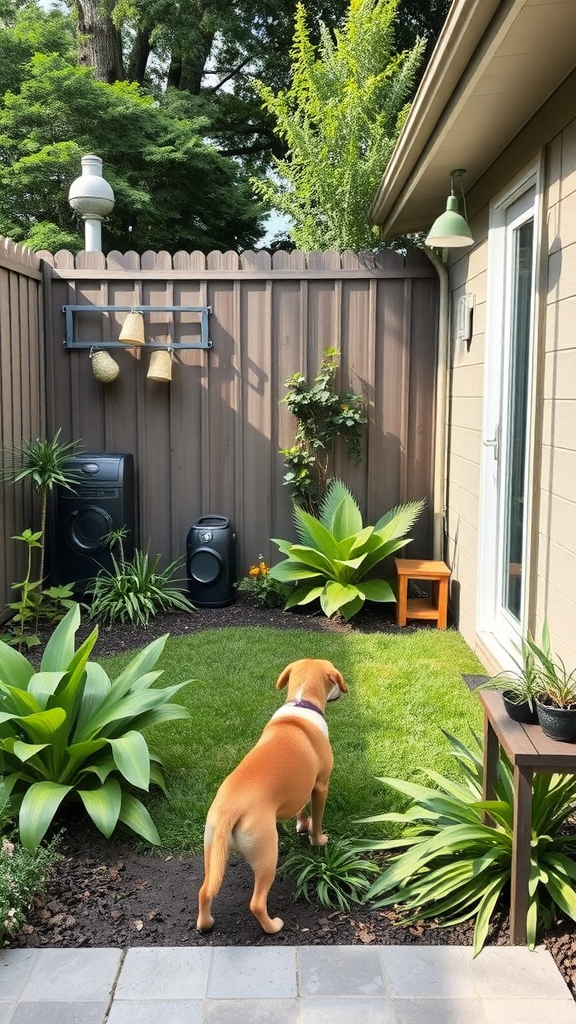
[{"x1": 285, "y1": 699, "x2": 325, "y2": 718}]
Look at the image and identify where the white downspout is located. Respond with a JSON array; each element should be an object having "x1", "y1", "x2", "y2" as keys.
[{"x1": 424, "y1": 245, "x2": 450, "y2": 562}]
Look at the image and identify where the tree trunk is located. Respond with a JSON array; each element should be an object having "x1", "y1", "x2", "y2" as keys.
[
  {"x1": 75, "y1": 0, "x2": 124, "y2": 84},
  {"x1": 126, "y1": 28, "x2": 151, "y2": 85},
  {"x1": 167, "y1": 28, "x2": 215, "y2": 94}
]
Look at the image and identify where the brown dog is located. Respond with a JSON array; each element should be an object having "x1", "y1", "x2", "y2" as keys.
[{"x1": 196, "y1": 657, "x2": 347, "y2": 934}]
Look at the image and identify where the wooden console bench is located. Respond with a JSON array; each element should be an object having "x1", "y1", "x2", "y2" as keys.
[{"x1": 479, "y1": 689, "x2": 576, "y2": 944}]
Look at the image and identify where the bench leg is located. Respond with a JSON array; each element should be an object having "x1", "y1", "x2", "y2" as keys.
[
  {"x1": 510, "y1": 765, "x2": 532, "y2": 945},
  {"x1": 436, "y1": 577, "x2": 449, "y2": 629},
  {"x1": 396, "y1": 575, "x2": 408, "y2": 626}
]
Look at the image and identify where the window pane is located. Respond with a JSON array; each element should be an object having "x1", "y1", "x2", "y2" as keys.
[{"x1": 503, "y1": 218, "x2": 533, "y2": 620}]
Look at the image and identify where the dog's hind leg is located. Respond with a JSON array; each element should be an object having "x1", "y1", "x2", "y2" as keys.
[
  {"x1": 238, "y1": 823, "x2": 284, "y2": 934},
  {"x1": 197, "y1": 866, "x2": 215, "y2": 933},
  {"x1": 197, "y1": 819, "x2": 228, "y2": 933}
]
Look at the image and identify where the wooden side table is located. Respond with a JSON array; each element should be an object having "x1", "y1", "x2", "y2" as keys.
[
  {"x1": 479, "y1": 689, "x2": 576, "y2": 944},
  {"x1": 394, "y1": 558, "x2": 451, "y2": 629}
]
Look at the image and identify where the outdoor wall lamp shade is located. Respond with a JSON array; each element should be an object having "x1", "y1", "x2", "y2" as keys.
[{"x1": 425, "y1": 170, "x2": 474, "y2": 248}]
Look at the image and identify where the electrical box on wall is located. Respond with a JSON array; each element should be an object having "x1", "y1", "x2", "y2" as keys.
[{"x1": 456, "y1": 293, "x2": 474, "y2": 348}]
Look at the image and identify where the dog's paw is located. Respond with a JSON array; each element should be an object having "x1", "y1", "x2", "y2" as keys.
[
  {"x1": 296, "y1": 814, "x2": 310, "y2": 834},
  {"x1": 264, "y1": 916, "x2": 284, "y2": 934},
  {"x1": 196, "y1": 916, "x2": 215, "y2": 934},
  {"x1": 308, "y1": 832, "x2": 328, "y2": 847}
]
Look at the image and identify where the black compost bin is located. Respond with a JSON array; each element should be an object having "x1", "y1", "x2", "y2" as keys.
[{"x1": 187, "y1": 515, "x2": 237, "y2": 607}]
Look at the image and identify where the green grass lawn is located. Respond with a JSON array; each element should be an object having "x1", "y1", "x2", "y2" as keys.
[{"x1": 100, "y1": 625, "x2": 486, "y2": 853}]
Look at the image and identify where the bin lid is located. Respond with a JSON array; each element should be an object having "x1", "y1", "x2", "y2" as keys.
[{"x1": 193, "y1": 515, "x2": 231, "y2": 529}]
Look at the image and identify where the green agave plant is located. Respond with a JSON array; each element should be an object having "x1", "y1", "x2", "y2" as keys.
[
  {"x1": 0, "y1": 604, "x2": 191, "y2": 849},
  {"x1": 356, "y1": 732, "x2": 576, "y2": 953},
  {"x1": 269, "y1": 478, "x2": 425, "y2": 620}
]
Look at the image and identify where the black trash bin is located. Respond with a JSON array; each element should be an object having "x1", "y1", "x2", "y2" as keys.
[
  {"x1": 187, "y1": 516, "x2": 237, "y2": 607},
  {"x1": 52, "y1": 452, "x2": 135, "y2": 593}
]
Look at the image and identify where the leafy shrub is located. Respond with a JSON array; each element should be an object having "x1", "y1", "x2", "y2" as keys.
[
  {"x1": 0, "y1": 815, "x2": 63, "y2": 942},
  {"x1": 0, "y1": 604, "x2": 192, "y2": 848},
  {"x1": 357, "y1": 732, "x2": 576, "y2": 953},
  {"x1": 282, "y1": 837, "x2": 379, "y2": 912},
  {"x1": 236, "y1": 555, "x2": 291, "y2": 608},
  {"x1": 88, "y1": 550, "x2": 195, "y2": 627},
  {"x1": 269, "y1": 478, "x2": 424, "y2": 620}
]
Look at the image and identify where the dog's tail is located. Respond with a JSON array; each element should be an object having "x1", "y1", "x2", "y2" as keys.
[{"x1": 204, "y1": 816, "x2": 235, "y2": 897}]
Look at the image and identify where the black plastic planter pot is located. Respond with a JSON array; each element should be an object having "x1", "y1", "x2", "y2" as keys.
[
  {"x1": 503, "y1": 692, "x2": 538, "y2": 724},
  {"x1": 535, "y1": 699, "x2": 576, "y2": 742}
]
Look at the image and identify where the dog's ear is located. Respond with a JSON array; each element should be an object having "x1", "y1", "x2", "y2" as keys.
[
  {"x1": 330, "y1": 670, "x2": 348, "y2": 694},
  {"x1": 276, "y1": 664, "x2": 293, "y2": 690}
]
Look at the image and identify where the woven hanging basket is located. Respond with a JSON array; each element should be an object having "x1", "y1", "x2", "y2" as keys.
[
  {"x1": 91, "y1": 348, "x2": 120, "y2": 383},
  {"x1": 119, "y1": 310, "x2": 145, "y2": 346},
  {"x1": 147, "y1": 347, "x2": 173, "y2": 382}
]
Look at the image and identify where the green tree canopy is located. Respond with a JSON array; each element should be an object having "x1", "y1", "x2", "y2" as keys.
[
  {"x1": 0, "y1": 51, "x2": 265, "y2": 252},
  {"x1": 253, "y1": 0, "x2": 426, "y2": 251}
]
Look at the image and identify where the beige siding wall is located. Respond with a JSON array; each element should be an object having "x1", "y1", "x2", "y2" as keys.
[
  {"x1": 444, "y1": 100, "x2": 576, "y2": 669},
  {"x1": 537, "y1": 118, "x2": 576, "y2": 667},
  {"x1": 444, "y1": 222, "x2": 489, "y2": 654}
]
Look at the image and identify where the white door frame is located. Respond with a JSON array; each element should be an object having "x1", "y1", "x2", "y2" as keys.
[{"x1": 477, "y1": 160, "x2": 543, "y2": 670}]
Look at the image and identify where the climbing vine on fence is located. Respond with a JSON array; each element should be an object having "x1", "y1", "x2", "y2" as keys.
[{"x1": 280, "y1": 347, "x2": 366, "y2": 512}]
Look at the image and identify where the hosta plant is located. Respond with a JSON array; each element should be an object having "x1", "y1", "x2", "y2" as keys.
[
  {"x1": 282, "y1": 837, "x2": 379, "y2": 912},
  {"x1": 269, "y1": 478, "x2": 424, "y2": 620},
  {"x1": 357, "y1": 732, "x2": 576, "y2": 953},
  {"x1": 0, "y1": 604, "x2": 191, "y2": 849}
]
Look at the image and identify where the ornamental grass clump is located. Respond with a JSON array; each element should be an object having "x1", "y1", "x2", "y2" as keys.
[
  {"x1": 283, "y1": 837, "x2": 380, "y2": 912},
  {"x1": 269, "y1": 478, "x2": 424, "y2": 621},
  {"x1": 357, "y1": 732, "x2": 576, "y2": 953},
  {"x1": 88, "y1": 549, "x2": 195, "y2": 627},
  {"x1": 0, "y1": 604, "x2": 192, "y2": 849}
]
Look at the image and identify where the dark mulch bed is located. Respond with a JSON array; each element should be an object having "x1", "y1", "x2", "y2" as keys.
[{"x1": 7, "y1": 597, "x2": 576, "y2": 998}]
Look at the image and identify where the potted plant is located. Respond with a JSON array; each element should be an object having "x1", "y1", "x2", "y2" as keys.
[
  {"x1": 478, "y1": 636, "x2": 540, "y2": 724},
  {"x1": 527, "y1": 620, "x2": 576, "y2": 742}
]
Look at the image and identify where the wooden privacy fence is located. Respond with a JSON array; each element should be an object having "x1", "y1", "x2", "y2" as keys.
[
  {"x1": 0, "y1": 239, "x2": 46, "y2": 613},
  {"x1": 1, "y1": 242, "x2": 438, "y2": 610}
]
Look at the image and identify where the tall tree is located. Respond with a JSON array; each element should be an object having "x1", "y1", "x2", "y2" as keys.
[
  {"x1": 0, "y1": 53, "x2": 265, "y2": 252},
  {"x1": 75, "y1": 0, "x2": 124, "y2": 83},
  {"x1": 253, "y1": 0, "x2": 426, "y2": 251}
]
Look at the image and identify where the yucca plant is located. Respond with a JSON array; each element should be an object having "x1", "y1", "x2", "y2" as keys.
[
  {"x1": 88, "y1": 550, "x2": 195, "y2": 627},
  {"x1": 269, "y1": 478, "x2": 424, "y2": 620},
  {"x1": 0, "y1": 604, "x2": 192, "y2": 849},
  {"x1": 283, "y1": 837, "x2": 380, "y2": 912},
  {"x1": 356, "y1": 732, "x2": 576, "y2": 953},
  {"x1": 1, "y1": 430, "x2": 83, "y2": 596}
]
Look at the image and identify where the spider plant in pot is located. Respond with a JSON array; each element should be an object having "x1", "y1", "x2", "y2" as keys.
[
  {"x1": 477, "y1": 635, "x2": 540, "y2": 724},
  {"x1": 526, "y1": 620, "x2": 576, "y2": 742}
]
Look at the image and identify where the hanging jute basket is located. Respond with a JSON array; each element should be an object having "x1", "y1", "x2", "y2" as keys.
[
  {"x1": 147, "y1": 347, "x2": 173, "y2": 382},
  {"x1": 90, "y1": 347, "x2": 120, "y2": 383},
  {"x1": 119, "y1": 309, "x2": 145, "y2": 346}
]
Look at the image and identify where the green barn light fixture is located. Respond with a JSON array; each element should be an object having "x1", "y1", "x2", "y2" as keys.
[{"x1": 425, "y1": 169, "x2": 474, "y2": 248}]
